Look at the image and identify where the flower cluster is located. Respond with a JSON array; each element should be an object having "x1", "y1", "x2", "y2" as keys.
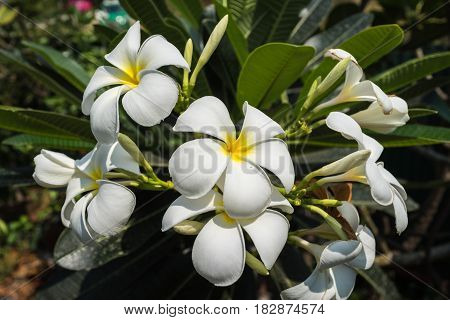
[{"x1": 32, "y1": 19, "x2": 410, "y2": 299}]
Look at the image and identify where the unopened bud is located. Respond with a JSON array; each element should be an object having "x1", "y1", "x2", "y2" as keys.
[
  {"x1": 189, "y1": 15, "x2": 228, "y2": 87},
  {"x1": 173, "y1": 220, "x2": 205, "y2": 235},
  {"x1": 317, "y1": 56, "x2": 351, "y2": 96},
  {"x1": 245, "y1": 251, "x2": 269, "y2": 276}
]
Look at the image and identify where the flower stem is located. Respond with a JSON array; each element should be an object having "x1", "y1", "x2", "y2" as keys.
[
  {"x1": 287, "y1": 235, "x2": 322, "y2": 256},
  {"x1": 104, "y1": 172, "x2": 131, "y2": 180},
  {"x1": 118, "y1": 180, "x2": 140, "y2": 188},
  {"x1": 302, "y1": 198, "x2": 342, "y2": 207},
  {"x1": 302, "y1": 204, "x2": 347, "y2": 240}
]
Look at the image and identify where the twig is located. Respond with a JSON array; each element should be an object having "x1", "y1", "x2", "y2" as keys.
[{"x1": 376, "y1": 242, "x2": 450, "y2": 266}]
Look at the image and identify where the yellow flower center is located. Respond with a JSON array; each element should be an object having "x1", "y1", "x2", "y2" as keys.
[
  {"x1": 82, "y1": 166, "x2": 103, "y2": 188},
  {"x1": 222, "y1": 213, "x2": 236, "y2": 224},
  {"x1": 215, "y1": 208, "x2": 236, "y2": 225},
  {"x1": 222, "y1": 131, "x2": 254, "y2": 162},
  {"x1": 121, "y1": 63, "x2": 141, "y2": 88}
]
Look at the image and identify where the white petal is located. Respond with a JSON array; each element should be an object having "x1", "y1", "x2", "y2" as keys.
[
  {"x1": 90, "y1": 86, "x2": 124, "y2": 144},
  {"x1": 361, "y1": 134, "x2": 383, "y2": 162},
  {"x1": 344, "y1": 60, "x2": 363, "y2": 88},
  {"x1": 372, "y1": 83, "x2": 393, "y2": 114},
  {"x1": 391, "y1": 96, "x2": 409, "y2": 113},
  {"x1": 33, "y1": 150, "x2": 75, "y2": 187},
  {"x1": 348, "y1": 81, "x2": 392, "y2": 113},
  {"x1": 70, "y1": 192, "x2": 95, "y2": 242},
  {"x1": 76, "y1": 144, "x2": 111, "y2": 177},
  {"x1": 325, "y1": 49, "x2": 357, "y2": 64},
  {"x1": 240, "y1": 102, "x2": 284, "y2": 145},
  {"x1": 269, "y1": 186, "x2": 294, "y2": 214},
  {"x1": 316, "y1": 150, "x2": 371, "y2": 178},
  {"x1": 246, "y1": 139, "x2": 295, "y2": 192},
  {"x1": 87, "y1": 180, "x2": 136, "y2": 236},
  {"x1": 223, "y1": 160, "x2": 272, "y2": 219},
  {"x1": 365, "y1": 161, "x2": 393, "y2": 206},
  {"x1": 392, "y1": 188, "x2": 408, "y2": 234},
  {"x1": 104, "y1": 21, "x2": 140, "y2": 75},
  {"x1": 330, "y1": 264, "x2": 357, "y2": 300},
  {"x1": 162, "y1": 190, "x2": 222, "y2": 231},
  {"x1": 281, "y1": 268, "x2": 334, "y2": 300},
  {"x1": 137, "y1": 35, "x2": 189, "y2": 71},
  {"x1": 351, "y1": 97, "x2": 409, "y2": 134},
  {"x1": 82, "y1": 66, "x2": 129, "y2": 115},
  {"x1": 122, "y1": 71, "x2": 179, "y2": 127},
  {"x1": 169, "y1": 139, "x2": 229, "y2": 199},
  {"x1": 61, "y1": 175, "x2": 96, "y2": 228},
  {"x1": 348, "y1": 226, "x2": 376, "y2": 269},
  {"x1": 377, "y1": 163, "x2": 407, "y2": 200},
  {"x1": 192, "y1": 213, "x2": 245, "y2": 286},
  {"x1": 326, "y1": 112, "x2": 364, "y2": 144},
  {"x1": 241, "y1": 209, "x2": 289, "y2": 269},
  {"x1": 173, "y1": 96, "x2": 236, "y2": 142},
  {"x1": 337, "y1": 201, "x2": 360, "y2": 232},
  {"x1": 108, "y1": 141, "x2": 140, "y2": 175},
  {"x1": 41, "y1": 149, "x2": 75, "y2": 168},
  {"x1": 318, "y1": 240, "x2": 362, "y2": 270}
]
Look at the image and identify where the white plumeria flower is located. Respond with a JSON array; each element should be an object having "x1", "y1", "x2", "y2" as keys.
[
  {"x1": 169, "y1": 96, "x2": 295, "y2": 218},
  {"x1": 162, "y1": 184, "x2": 293, "y2": 286},
  {"x1": 82, "y1": 21, "x2": 189, "y2": 144},
  {"x1": 33, "y1": 142, "x2": 140, "y2": 241},
  {"x1": 326, "y1": 112, "x2": 408, "y2": 233},
  {"x1": 316, "y1": 49, "x2": 392, "y2": 113},
  {"x1": 281, "y1": 202, "x2": 375, "y2": 300},
  {"x1": 351, "y1": 96, "x2": 410, "y2": 133}
]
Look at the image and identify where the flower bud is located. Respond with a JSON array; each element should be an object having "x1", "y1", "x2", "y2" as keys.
[
  {"x1": 316, "y1": 150, "x2": 371, "y2": 177},
  {"x1": 189, "y1": 15, "x2": 228, "y2": 87},
  {"x1": 317, "y1": 56, "x2": 351, "y2": 96},
  {"x1": 245, "y1": 251, "x2": 269, "y2": 276},
  {"x1": 117, "y1": 133, "x2": 147, "y2": 168},
  {"x1": 173, "y1": 220, "x2": 205, "y2": 235},
  {"x1": 184, "y1": 38, "x2": 193, "y2": 69}
]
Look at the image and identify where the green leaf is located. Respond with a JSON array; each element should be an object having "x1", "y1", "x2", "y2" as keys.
[
  {"x1": 289, "y1": 0, "x2": 332, "y2": 44},
  {"x1": 3, "y1": 134, "x2": 95, "y2": 151},
  {"x1": 398, "y1": 76, "x2": 450, "y2": 100},
  {"x1": 237, "y1": 43, "x2": 314, "y2": 108},
  {"x1": 371, "y1": 52, "x2": 450, "y2": 93},
  {"x1": 227, "y1": 0, "x2": 257, "y2": 37},
  {"x1": 389, "y1": 124, "x2": 450, "y2": 144},
  {"x1": 342, "y1": 24, "x2": 404, "y2": 68},
  {"x1": 23, "y1": 41, "x2": 90, "y2": 91},
  {"x1": 215, "y1": 1, "x2": 248, "y2": 65},
  {"x1": 248, "y1": 0, "x2": 309, "y2": 50},
  {"x1": 408, "y1": 108, "x2": 438, "y2": 119},
  {"x1": 0, "y1": 106, "x2": 94, "y2": 140},
  {"x1": 168, "y1": 0, "x2": 203, "y2": 29},
  {"x1": 119, "y1": 0, "x2": 188, "y2": 50},
  {"x1": 305, "y1": 12, "x2": 374, "y2": 61},
  {"x1": 0, "y1": 49, "x2": 82, "y2": 105}
]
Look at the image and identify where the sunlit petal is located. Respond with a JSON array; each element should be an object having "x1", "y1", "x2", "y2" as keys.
[{"x1": 192, "y1": 213, "x2": 245, "y2": 286}]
